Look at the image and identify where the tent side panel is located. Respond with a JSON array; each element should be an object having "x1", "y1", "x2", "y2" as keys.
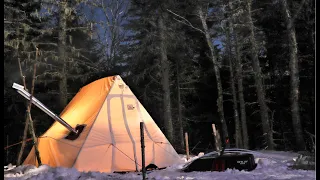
[{"x1": 24, "y1": 77, "x2": 115, "y2": 168}]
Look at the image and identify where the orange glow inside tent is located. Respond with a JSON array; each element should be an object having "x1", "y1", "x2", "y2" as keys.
[{"x1": 23, "y1": 75, "x2": 180, "y2": 173}]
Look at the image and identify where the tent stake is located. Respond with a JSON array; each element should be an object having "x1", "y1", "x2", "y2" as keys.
[
  {"x1": 140, "y1": 122, "x2": 146, "y2": 180},
  {"x1": 185, "y1": 132, "x2": 189, "y2": 160}
]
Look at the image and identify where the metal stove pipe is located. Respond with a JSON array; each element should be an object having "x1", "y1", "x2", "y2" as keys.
[{"x1": 12, "y1": 83, "x2": 77, "y2": 134}]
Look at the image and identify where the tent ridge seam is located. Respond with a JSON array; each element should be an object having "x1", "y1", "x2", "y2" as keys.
[{"x1": 120, "y1": 95, "x2": 139, "y2": 171}]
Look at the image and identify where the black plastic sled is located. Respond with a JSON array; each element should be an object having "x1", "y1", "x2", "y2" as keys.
[{"x1": 182, "y1": 149, "x2": 258, "y2": 172}]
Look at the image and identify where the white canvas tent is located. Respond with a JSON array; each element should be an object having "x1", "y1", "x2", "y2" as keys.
[{"x1": 24, "y1": 75, "x2": 181, "y2": 172}]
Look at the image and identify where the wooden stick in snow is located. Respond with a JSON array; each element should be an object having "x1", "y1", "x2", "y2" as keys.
[
  {"x1": 16, "y1": 58, "x2": 30, "y2": 165},
  {"x1": 27, "y1": 61, "x2": 42, "y2": 166},
  {"x1": 212, "y1": 124, "x2": 221, "y2": 151},
  {"x1": 6, "y1": 135, "x2": 9, "y2": 163},
  {"x1": 185, "y1": 132, "x2": 190, "y2": 160},
  {"x1": 17, "y1": 47, "x2": 42, "y2": 166}
]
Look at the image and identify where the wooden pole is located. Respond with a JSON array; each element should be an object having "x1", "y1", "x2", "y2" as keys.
[
  {"x1": 185, "y1": 132, "x2": 189, "y2": 160},
  {"x1": 27, "y1": 112, "x2": 42, "y2": 165},
  {"x1": 27, "y1": 61, "x2": 42, "y2": 166},
  {"x1": 24, "y1": 48, "x2": 41, "y2": 166},
  {"x1": 140, "y1": 122, "x2": 146, "y2": 180},
  {"x1": 6, "y1": 135, "x2": 9, "y2": 164},
  {"x1": 212, "y1": 124, "x2": 221, "y2": 151},
  {"x1": 16, "y1": 57, "x2": 30, "y2": 166}
]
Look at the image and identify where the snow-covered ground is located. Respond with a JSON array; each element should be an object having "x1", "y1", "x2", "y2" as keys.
[{"x1": 4, "y1": 150, "x2": 315, "y2": 180}]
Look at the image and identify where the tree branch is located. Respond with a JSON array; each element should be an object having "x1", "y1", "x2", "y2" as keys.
[
  {"x1": 166, "y1": 9, "x2": 205, "y2": 34},
  {"x1": 291, "y1": 0, "x2": 307, "y2": 23}
]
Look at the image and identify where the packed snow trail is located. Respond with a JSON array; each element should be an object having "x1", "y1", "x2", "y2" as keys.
[{"x1": 4, "y1": 150, "x2": 315, "y2": 180}]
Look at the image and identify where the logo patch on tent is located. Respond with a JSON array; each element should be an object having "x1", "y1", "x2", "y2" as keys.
[{"x1": 127, "y1": 104, "x2": 135, "y2": 110}]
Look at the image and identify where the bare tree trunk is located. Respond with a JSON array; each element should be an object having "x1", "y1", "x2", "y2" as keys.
[
  {"x1": 281, "y1": 0, "x2": 306, "y2": 150},
  {"x1": 58, "y1": 0, "x2": 68, "y2": 108},
  {"x1": 198, "y1": 5, "x2": 229, "y2": 147},
  {"x1": 176, "y1": 58, "x2": 185, "y2": 151},
  {"x1": 229, "y1": 38, "x2": 242, "y2": 147},
  {"x1": 226, "y1": 22, "x2": 242, "y2": 148},
  {"x1": 227, "y1": 0, "x2": 249, "y2": 150},
  {"x1": 234, "y1": 32, "x2": 249, "y2": 149},
  {"x1": 88, "y1": 0, "x2": 128, "y2": 69},
  {"x1": 159, "y1": 14, "x2": 173, "y2": 143},
  {"x1": 245, "y1": 0, "x2": 274, "y2": 150}
]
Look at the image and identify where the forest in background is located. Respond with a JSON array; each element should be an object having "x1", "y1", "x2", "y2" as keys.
[{"x1": 4, "y1": 0, "x2": 315, "y2": 165}]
